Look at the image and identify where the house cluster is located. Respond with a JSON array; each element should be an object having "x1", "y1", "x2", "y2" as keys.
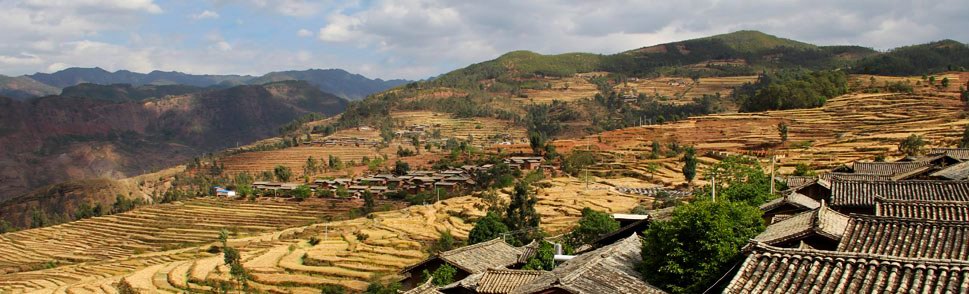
[
  {"x1": 249, "y1": 157, "x2": 551, "y2": 199},
  {"x1": 304, "y1": 137, "x2": 380, "y2": 148},
  {"x1": 253, "y1": 168, "x2": 478, "y2": 198},
  {"x1": 723, "y1": 148, "x2": 969, "y2": 292},
  {"x1": 400, "y1": 214, "x2": 660, "y2": 294}
]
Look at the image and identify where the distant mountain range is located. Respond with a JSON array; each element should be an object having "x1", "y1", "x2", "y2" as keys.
[
  {"x1": 0, "y1": 81, "x2": 347, "y2": 203},
  {"x1": 0, "y1": 67, "x2": 410, "y2": 101}
]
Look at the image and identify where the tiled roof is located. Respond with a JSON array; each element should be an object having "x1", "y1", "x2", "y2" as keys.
[
  {"x1": 838, "y1": 215, "x2": 969, "y2": 260},
  {"x1": 929, "y1": 148, "x2": 969, "y2": 160},
  {"x1": 754, "y1": 205, "x2": 849, "y2": 246},
  {"x1": 784, "y1": 176, "x2": 816, "y2": 188},
  {"x1": 759, "y1": 192, "x2": 821, "y2": 212},
  {"x1": 475, "y1": 269, "x2": 549, "y2": 294},
  {"x1": 439, "y1": 238, "x2": 523, "y2": 274},
  {"x1": 510, "y1": 235, "x2": 666, "y2": 294},
  {"x1": 724, "y1": 242, "x2": 969, "y2": 293},
  {"x1": 875, "y1": 197, "x2": 969, "y2": 221},
  {"x1": 401, "y1": 278, "x2": 443, "y2": 294},
  {"x1": 851, "y1": 161, "x2": 934, "y2": 176},
  {"x1": 819, "y1": 172, "x2": 892, "y2": 182},
  {"x1": 829, "y1": 180, "x2": 969, "y2": 208},
  {"x1": 931, "y1": 161, "x2": 969, "y2": 180}
]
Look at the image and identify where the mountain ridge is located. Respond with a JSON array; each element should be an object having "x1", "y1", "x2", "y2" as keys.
[{"x1": 10, "y1": 67, "x2": 410, "y2": 101}]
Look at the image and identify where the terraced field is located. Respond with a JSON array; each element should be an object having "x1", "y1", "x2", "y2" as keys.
[
  {"x1": 0, "y1": 197, "x2": 386, "y2": 292},
  {"x1": 221, "y1": 145, "x2": 392, "y2": 177},
  {"x1": 392, "y1": 111, "x2": 529, "y2": 145},
  {"x1": 0, "y1": 177, "x2": 649, "y2": 293},
  {"x1": 518, "y1": 76, "x2": 600, "y2": 103},
  {"x1": 565, "y1": 92, "x2": 966, "y2": 185},
  {"x1": 624, "y1": 76, "x2": 757, "y2": 105}
]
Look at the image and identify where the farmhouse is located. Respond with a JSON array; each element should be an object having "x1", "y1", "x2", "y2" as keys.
[
  {"x1": 400, "y1": 238, "x2": 524, "y2": 289},
  {"x1": 213, "y1": 186, "x2": 237, "y2": 197}
]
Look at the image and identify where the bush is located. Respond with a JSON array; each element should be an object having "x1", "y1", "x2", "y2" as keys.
[{"x1": 308, "y1": 236, "x2": 321, "y2": 246}]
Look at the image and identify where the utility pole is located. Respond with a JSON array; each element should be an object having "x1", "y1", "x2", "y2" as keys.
[
  {"x1": 769, "y1": 155, "x2": 776, "y2": 195},
  {"x1": 711, "y1": 173, "x2": 717, "y2": 202}
]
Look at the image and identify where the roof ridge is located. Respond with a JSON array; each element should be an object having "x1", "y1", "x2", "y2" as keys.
[
  {"x1": 750, "y1": 241, "x2": 969, "y2": 266},
  {"x1": 874, "y1": 196, "x2": 969, "y2": 205},
  {"x1": 557, "y1": 234, "x2": 640, "y2": 282},
  {"x1": 847, "y1": 213, "x2": 969, "y2": 226},
  {"x1": 439, "y1": 237, "x2": 509, "y2": 257}
]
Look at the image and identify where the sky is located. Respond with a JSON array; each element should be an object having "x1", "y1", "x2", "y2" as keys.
[{"x1": 0, "y1": 0, "x2": 966, "y2": 80}]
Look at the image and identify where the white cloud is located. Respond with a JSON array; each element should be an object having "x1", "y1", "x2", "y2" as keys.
[
  {"x1": 218, "y1": 0, "x2": 328, "y2": 17},
  {"x1": 215, "y1": 41, "x2": 233, "y2": 51},
  {"x1": 22, "y1": 0, "x2": 162, "y2": 14},
  {"x1": 297, "y1": 28, "x2": 314, "y2": 37},
  {"x1": 191, "y1": 10, "x2": 220, "y2": 20}
]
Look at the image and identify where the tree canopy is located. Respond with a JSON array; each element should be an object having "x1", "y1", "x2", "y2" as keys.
[
  {"x1": 566, "y1": 208, "x2": 620, "y2": 247},
  {"x1": 735, "y1": 70, "x2": 848, "y2": 112},
  {"x1": 640, "y1": 200, "x2": 765, "y2": 294},
  {"x1": 468, "y1": 212, "x2": 510, "y2": 245}
]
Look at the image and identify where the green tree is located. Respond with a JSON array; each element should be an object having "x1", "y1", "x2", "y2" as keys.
[
  {"x1": 898, "y1": 134, "x2": 926, "y2": 156},
  {"x1": 364, "y1": 282, "x2": 401, "y2": 294},
  {"x1": 293, "y1": 185, "x2": 312, "y2": 200},
  {"x1": 640, "y1": 200, "x2": 765, "y2": 294},
  {"x1": 777, "y1": 122, "x2": 789, "y2": 143},
  {"x1": 646, "y1": 163, "x2": 660, "y2": 179},
  {"x1": 566, "y1": 208, "x2": 620, "y2": 247},
  {"x1": 504, "y1": 182, "x2": 541, "y2": 244},
  {"x1": 699, "y1": 155, "x2": 779, "y2": 205},
  {"x1": 320, "y1": 285, "x2": 346, "y2": 294},
  {"x1": 362, "y1": 191, "x2": 375, "y2": 213},
  {"x1": 941, "y1": 77, "x2": 950, "y2": 88},
  {"x1": 393, "y1": 160, "x2": 410, "y2": 176},
  {"x1": 929, "y1": 76, "x2": 936, "y2": 85},
  {"x1": 650, "y1": 140, "x2": 662, "y2": 159},
  {"x1": 529, "y1": 132, "x2": 547, "y2": 155},
  {"x1": 681, "y1": 147, "x2": 697, "y2": 183},
  {"x1": 274, "y1": 165, "x2": 293, "y2": 182},
  {"x1": 116, "y1": 278, "x2": 137, "y2": 294},
  {"x1": 424, "y1": 264, "x2": 457, "y2": 286},
  {"x1": 522, "y1": 241, "x2": 555, "y2": 271},
  {"x1": 468, "y1": 212, "x2": 509, "y2": 244},
  {"x1": 430, "y1": 230, "x2": 459, "y2": 254},
  {"x1": 792, "y1": 163, "x2": 815, "y2": 176}
]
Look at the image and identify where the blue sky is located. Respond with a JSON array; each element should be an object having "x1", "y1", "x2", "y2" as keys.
[{"x1": 0, "y1": 0, "x2": 966, "y2": 80}]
